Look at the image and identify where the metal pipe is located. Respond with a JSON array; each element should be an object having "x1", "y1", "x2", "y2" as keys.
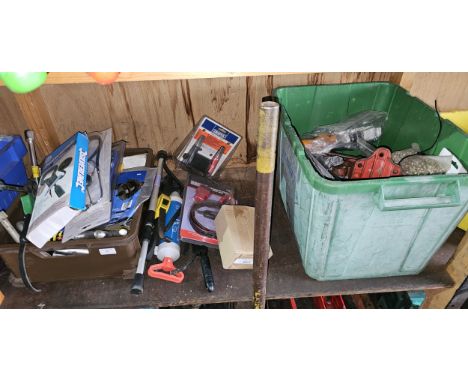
[
  {"x1": 131, "y1": 151, "x2": 167, "y2": 294},
  {"x1": 25, "y1": 130, "x2": 40, "y2": 185},
  {"x1": 0, "y1": 211, "x2": 20, "y2": 243},
  {"x1": 72, "y1": 228, "x2": 128, "y2": 240},
  {"x1": 252, "y1": 101, "x2": 280, "y2": 309}
]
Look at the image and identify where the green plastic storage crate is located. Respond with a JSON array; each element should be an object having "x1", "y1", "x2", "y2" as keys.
[{"x1": 274, "y1": 82, "x2": 468, "y2": 281}]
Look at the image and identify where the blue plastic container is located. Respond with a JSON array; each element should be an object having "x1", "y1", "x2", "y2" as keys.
[{"x1": 0, "y1": 135, "x2": 28, "y2": 211}]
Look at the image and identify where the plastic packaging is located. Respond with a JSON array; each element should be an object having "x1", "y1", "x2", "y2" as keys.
[
  {"x1": 400, "y1": 155, "x2": 452, "y2": 176},
  {"x1": 27, "y1": 132, "x2": 89, "y2": 248},
  {"x1": 303, "y1": 152, "x2": 339, "y2": 180},
  {"x1": 175, "y1": 116, "x2": 242, "y2": 177},
  {"x1": 110, "y1": 141, "x2": 126, "y2": 189},
  {"x1": 391, "y1": 143, "x2": 420, "y2": 164},
  {"x1": 440, "y1": 148, "x2": 467, "y2": 175},
  {"x1": 108, "y1": 166, "x2": 156, "y2": 225},
  {"x1": 180, "y1": 174, "x2": 235, "y2": 247},
  {"x1": 62, "y1": 129, "x2": 113, "y2": 242},
  {"x1": 302, "y1": 111, "x2": 386, "y2": 154}
]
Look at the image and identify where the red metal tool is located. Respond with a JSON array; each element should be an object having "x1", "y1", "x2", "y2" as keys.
[
  {"x1": 289, "y1": 298, "x2": 298, "y2": 309},
  {"x1": 331, "y1": 157, "x2": 357, "y2": 179},
  {"x1": 351, "y1": 147, "x2": 401, "y2": 179},
  {"x1": 312, "y1": 295, "x2": 346, "y2": 309},
  {"x1": 147, "y1": 258, "x2": 184, "y2": 283}
]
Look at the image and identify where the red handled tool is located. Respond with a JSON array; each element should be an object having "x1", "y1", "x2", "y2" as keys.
[
  {"x1": 147, "y1": 257, "x2": 184, "y2": 283},
  {"x1": 208, "y1": 146, "x2": 225, "y2": 176}
]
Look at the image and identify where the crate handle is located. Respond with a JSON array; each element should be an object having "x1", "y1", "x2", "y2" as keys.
[{"x1": 376, "y1": 180, "x2": 461, "y2": 211}]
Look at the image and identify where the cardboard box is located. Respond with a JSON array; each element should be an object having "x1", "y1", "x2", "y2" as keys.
[{"x1": 214, "y1": 205, "x2": 273, "y2": 269}]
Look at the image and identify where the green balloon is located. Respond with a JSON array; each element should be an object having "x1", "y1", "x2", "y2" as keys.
[{"x1": 0, "y1": 72, "x2": 47, "y2": 94}]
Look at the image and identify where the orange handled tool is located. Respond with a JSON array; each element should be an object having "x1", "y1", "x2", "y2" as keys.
[{"x1": 147, "y1": 258, "x2": 184, "y2": 283}]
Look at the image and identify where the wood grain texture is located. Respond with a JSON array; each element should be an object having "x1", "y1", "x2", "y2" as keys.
[
  {"x1": 13, "y1": 90, "x2": 60, "y2": 159},
  {"x1": 3, "y1": 72, "x2": 462, "y2": 166},
  {"x1": 0, "y1": 72, "x2": 293, "y2": 86},
  {"x1": 400, "y1": 72, "x2": 468, "y2": 111},
  {"x1": 186, "y1": 77, "x2": 248, "y2": 164},
  {"x1": 39, "y1": 83, "x2": 119, "y2": 143},
  {"x1": 340, "y1": 72, "x2": 403, "y2": 84},
  {"x1": 117, "y1": 80, "x2": 194, "y2": 155},
  {"x1": 245, "y1": 76, "x2": 269, "y2": 162},
  {"x1": 0, "y1": 88, "x2": 29, "y2": 136}
]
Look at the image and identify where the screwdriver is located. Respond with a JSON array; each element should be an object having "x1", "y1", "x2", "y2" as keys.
[
  {"x1": 197, "y1": 246, "x2": 215, "y2": 292},
  {"x1": 208, "y1": 146, "x2": 225, "y2": 176}
]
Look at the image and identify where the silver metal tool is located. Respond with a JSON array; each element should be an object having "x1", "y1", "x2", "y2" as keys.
[
  {"x1": 131, "y1": 151, "x2": 167, "y2": 294},
  {"x1": 0, "y1": 211, "x2": 20, "y2": 243},
  {"x1": 72, "y1": 228, "x2": 128, "y2": 240},
  {"x1": 25, "y1": 130, "x2": 40, "y2": 185},
  {"x1": 52, "y1": 249, "x2": 90, "y2": 256}
]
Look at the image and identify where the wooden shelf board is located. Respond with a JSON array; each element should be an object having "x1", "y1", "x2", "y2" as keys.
[
  {"x1": 0, "y1": 168, "x2": 456, "y2": 308},
  {"x1": 1, "y1": 72, "x2": 295, "y2": 87}
]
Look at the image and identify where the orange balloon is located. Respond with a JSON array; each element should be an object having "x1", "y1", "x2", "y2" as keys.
[{"x1": 88, "y1": 72, "x2": 120, "y2": 85}]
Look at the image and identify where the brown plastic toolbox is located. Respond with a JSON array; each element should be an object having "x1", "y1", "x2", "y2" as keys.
[{"x1": 0, "y1": 148, "x2": 153, "y2": 283}]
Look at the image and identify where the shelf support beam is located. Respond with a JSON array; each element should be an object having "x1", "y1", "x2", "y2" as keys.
[{"x1": 253, "y1": 100, "x2": 280, "y2": 308}]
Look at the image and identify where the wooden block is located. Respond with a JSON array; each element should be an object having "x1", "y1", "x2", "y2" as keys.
[
  {"x1": 0, "y1": 290, "x2": 4, "y2": 306},
  {"x1": 215, "y1": 205, "x2": 272, "y2": 270}
]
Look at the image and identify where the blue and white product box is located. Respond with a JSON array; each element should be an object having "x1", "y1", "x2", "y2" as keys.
[
  {"x1": 62, "y1": 129, "x2": 113, "y2": 242},
  {"x1": 176, "y1": 116, "x2": 242, "y2": 177},
  {"x1": 109, "y1": 166, "x2": 156, "y2": 225},
  {"x1": 27, "y1": 132, "x2": 89, "y2": 248}
]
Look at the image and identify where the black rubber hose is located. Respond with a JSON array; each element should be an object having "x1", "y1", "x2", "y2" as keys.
[
  {"x1": 189, "y1": 201, "x2": 221, "y2": 239},
  {"x1": 146, "y1": 218, "x2": 161, "y2": 260},
  {"x1": 163, "y1": 161, "x2": 184, "y2": 192},
  {"x1": 18, "y1": 214, "x2": 41, "y2": 293},
  {"x1": 170, "y1": 243, "x2": 197, "y2": 274}
]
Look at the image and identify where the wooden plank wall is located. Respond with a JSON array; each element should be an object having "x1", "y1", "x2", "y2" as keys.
[
  {"x1": 400, "y1": 73, "x2": 468, "y2": 111},
  {"x1": 4, "y1": 72, "x2": 468, "y2": 163},
  {"x1": 5, "y1": 71, "x2": 468, "y2": 163},
  {"x1": 0, "y1": 72, "x2": 402, "y2": 163}
]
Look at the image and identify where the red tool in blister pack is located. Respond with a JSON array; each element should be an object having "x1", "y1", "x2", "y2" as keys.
[
  {"x1": 351, "y1": 147, "x2": 401, "y2": 179},
  {"x1": 176, "y1": 116, "x2": 242, "y2": 177},
  {"x1": 180, "y1": 175, "x2": 235, "y2": 247}
]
